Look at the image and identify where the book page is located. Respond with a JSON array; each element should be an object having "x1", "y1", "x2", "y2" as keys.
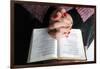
[
  {"x1": 27, "y1": 28, "x2": 57, "y2": 63},
  {"x1": 58, "y1": 29, "x2": 86, "y2": 60}
]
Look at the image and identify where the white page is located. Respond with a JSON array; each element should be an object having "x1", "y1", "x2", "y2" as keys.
[
  {"x1": 27, "y1": 28, "x2": 57, "y2": 63},
  {"x1": 86, "y1": 40, "x2": 94, "y2": 61},
  {"x1": 58, "y1": 29, "x2": 86, "y2": 60}
]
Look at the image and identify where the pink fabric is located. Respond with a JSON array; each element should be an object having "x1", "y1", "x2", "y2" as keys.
[{"x1": 76, "y1": 7, "x2": 95, "y2": 22}]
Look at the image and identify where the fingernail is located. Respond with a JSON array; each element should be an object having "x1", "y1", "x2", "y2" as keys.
[
  {"x1": 63, "y1": 12, "x2": 67, "y2": 16},
  {"x1": 62, "y1": 12, "x2": 67, "y2": 18},
  {"x1": 53, "y1": 15, "x2": 58, "y2": 18}
]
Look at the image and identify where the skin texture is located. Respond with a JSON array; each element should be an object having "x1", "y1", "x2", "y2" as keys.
[{"x1": 48, "y1": 7, "x2": 73, "y2": 39}]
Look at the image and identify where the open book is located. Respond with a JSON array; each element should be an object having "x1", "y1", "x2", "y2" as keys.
[{"x1": 27, "y1": 28, "x2": 86, "y2": 63}]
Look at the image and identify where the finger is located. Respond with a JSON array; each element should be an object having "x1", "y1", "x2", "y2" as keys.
[
  {"x1": 59, "y1": 8, "x2": 66, "y2": 14},
  {"x1": 60, "y1": 17, "x2": 72, "y2": 25},
  {"x1": 48, "y1": 30, "x2": 65, "y2": 39},
  {"x1": 53, "y1": 21, "x2": 70, "y2": 29},
  {"x1": 56, "y1": 8, "x2": 67, "y2": 18},
  {"x1": 49, "y1": 21, "x2": 65, "y2": 29},
  {"x1": 55, "y1": 32, "x2": 66, "y2": 39},
  {"x1": 49, "y1": 22, "x2": 72, "y2": 31},
  {"x1": 51, "y1": 11, "x2": 62, "y2": 21},
  {"x1": 58, "y1": 27, "x2": 69, "y2": 33},
  {"x1": 65, "y1": 28, "x2": 72, "y2": 37},
  {"x1": 48, "y1": 28, "x2": 71, "y2": 39},
  {"x1": 65, "y1": 13, "x2": 73, "y2": 24}
]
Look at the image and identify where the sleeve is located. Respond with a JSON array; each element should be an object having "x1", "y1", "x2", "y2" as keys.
[{"x1": 76, "y1": 7, "x2": 95, "y2": 22}]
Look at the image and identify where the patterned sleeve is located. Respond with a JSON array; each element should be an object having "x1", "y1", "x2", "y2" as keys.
[{"x1": 76, "y1": 7, "x2": 95, "y2": 22}]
